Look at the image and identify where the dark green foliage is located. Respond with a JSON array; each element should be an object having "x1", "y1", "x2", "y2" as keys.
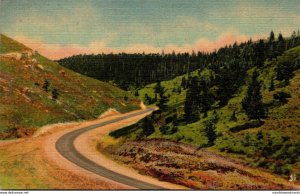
[
  {"x1": 203, "y1": 112, "x2": 218, "y2": 147},
  {"x1": 154, "y1": 81, "x2": 163, "y2": 94},
  {"x1": 229, "y1": 110, "x2": 237, "y2": 122},
  {"x1": 144, "y1": 93, "x2": 151, "y2": 104},
  {"x1": 134, "y1": 90, "x2": 139, "y2": 97},
  {"x1": 171, "y1": 126, "x2": 178, "y2": 134},
  {"x1": 154, "y1": 82, "x2": 169, "y2": 113},
  {"x1": 256, "y1": 130, "x2": 263, "y2": 140},
  {"x1": 269, "y1": 30, "x2": 275, "y2": 42},
  {"x1": 273, "y1": 91, "x2": 291, "y2": 104},
  {"x1": 124, "y1": 96, "x2": 128, "y2": 102},
  {"x1": 229, "y1": 120, "x2": 264, "y2": 133},
  {"x1": 141, "y1": 116, "x2": 155, "y2": 136},
  {"x1": 278, "y1": 33, "x2": 284, "y2": 42},
  {"x1": 51, "y1": 88, "x2": 59, "y2": 101},
  {"x1": 181, "y1": 76, "x2": 187, "y2": 89},
  {"x1": 159, "y1": 125, "x2": 170, "y2": 135},
  {"x1": 42, "y1": 79, "x2": 50, "y2": 92},
  {"x1": 184, "y1": 76, "x2": 212, "y2": 123},
  {"x1": 276, "y1": 60, "x2": 294, "y2": 85},
  {"x1": 268, "y1": 77, "x2": 275, "y2": 91},
  {"x1": 58, "y1": 30, "x2": 300, "y2": 90},
  {"x1": 165, "y1": 115, "x2": 174, "y2": 124},
  {"x1": 242, "y1": 71, "x2": 265, "y2": 120},
  {"x1": 109, "y1": 123, "x2": 138, "y2": 138}
]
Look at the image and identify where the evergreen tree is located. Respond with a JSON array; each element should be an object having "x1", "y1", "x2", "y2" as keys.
[
  {"x1": 204, "y1": 112, "x2": 219, "y2": 146},
  {"x1": 154, "y1": 81, "x2": 163, "y2": 94},
  {"x1": 242, "y1": 70, "x2": 265, "y2": 120},
  {"x1": 156, "y1": 86, "x2": 169, "y2": 114},
  {"x1": 230, "y1": 110, "x2": 237, "y2": 122},
  {"x1": 181, "y1": 76, "x2": 187, "y2": 89},
  {"x1": 51, "y1": 88, "x2": 59, "y2": 101},
  {"x1": 268, "y1": 77, "x2": 275, "y2": 91},
  {"x1": 269, "y1": 30, "x2": 275, "y2": 42},
  {"x1": 144, "y1": 93, "x2": 151, "y2": 105},
  {"x1": 184, "y1": 76, "x2": 213, "y2": 123},
  {"x1": 184, "y1": 77, "x2": 201, "y2": 123},
  {"x1": 43, "y1": 79, "x2": 50, "y2": 92},
  {"x1": 141, "y1": 116, "x2": 155, "y2": 136},
  {"x1": 153, "y1": 81, "x2": 169, "y2": 114},
  {"x1": 134, "y1": 90, "x2": 139, "y2": 97},
  {"x1": 278, "y1": 33, "x2": 284, "y2": 42},
  {"x1": 276, "y1": 60, "x2": 294, "y2": 85}
]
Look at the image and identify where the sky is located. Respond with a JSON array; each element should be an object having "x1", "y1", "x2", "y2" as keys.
[{"x1": 1, "y1": 0, "x2": 300, "y2": 59}]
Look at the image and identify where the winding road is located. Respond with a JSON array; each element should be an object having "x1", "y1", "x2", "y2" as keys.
[{"x1": 55, "y1": 107, "x2": 165, "y2": 190}]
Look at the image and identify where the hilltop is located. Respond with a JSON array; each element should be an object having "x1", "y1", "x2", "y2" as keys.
[{"x1": 0, "y1": 34, "x2": 140, "y2": 139}]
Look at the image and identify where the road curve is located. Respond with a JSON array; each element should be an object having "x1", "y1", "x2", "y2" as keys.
[{"x1": 55, "y1": 108, "x2": 165, "y2": 190}]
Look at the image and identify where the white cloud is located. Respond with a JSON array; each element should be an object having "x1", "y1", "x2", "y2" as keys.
[{"x1": 13, "y1": 30, "x2": 260, "y2": 60}]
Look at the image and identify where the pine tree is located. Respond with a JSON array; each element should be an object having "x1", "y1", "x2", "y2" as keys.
[
  {"x1": 51, "y1": 88, "x2": 59, "y2": 101},
  {"x1": 268, "y1": 77, "x2": 275, "y2": 91},
  {"x1": 142, "y1": 116, "x2": 155, "y2": 136},
  {"x1": 144, "y1": 93, "x2": 150, "y2": 105},
  {"x1": 153, "y1": 81, "x2": 169, "y2": 114},
  {"x1": 278, "y1": 33, "x2": 284, "y2": 42},
  {"x1": 184, "y1": 76, "x2": 212, "y2": 123},
  {"x1": 181, "y1": 76, "x2": 187, "y2": 89},
  {"x1": 269, "y1": 30, "x2": 275, "y2": 42},
  {"x1": 230, "y1": 110, "x2": 237, "y2": 122},
  {"x1": 156, "y1": 87, "x2": 169, "y2": 114},
  {"x1": 43, "y1": 79, "x2": 50, "y2": 92},
  {"x1": 184, "y1": 77, "x2": 200, "y2": 123},
  {"x1": 134, "y1": 90, "x2": 139, "y2": 97},
  {"x1": 154, "y1": 81, "x2": 163, "y2": 94},
  {"x1": 204, "y1": 111, "x2": 219, "y2": 146},
  {"x1": 242, "y1": 71, "x2": 265, "y2": 120},
  {"x1": 276, "y1": 60, "x2": 293, "y2": 85}
]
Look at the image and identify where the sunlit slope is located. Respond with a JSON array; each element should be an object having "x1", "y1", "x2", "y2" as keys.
[{"x1": 0, "y1": 34, "x2": 139, "y2": 139}]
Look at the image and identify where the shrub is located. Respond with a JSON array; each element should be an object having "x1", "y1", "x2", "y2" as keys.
[
  {"x1": 159, "y1": 125, "x2": 170, "y2": 135},
  {"x1": 52, "y1": 88, "x2": 59, "y2": 101},
  {"x1": 229, "y1": 120, "x2": 264, "y2": 133},
  {"x1": 109, "y1": 123, "x2": 138, "y2": 138},
  {"x1": 273, "y1": 91, "x2": 291, "y2": 104}
]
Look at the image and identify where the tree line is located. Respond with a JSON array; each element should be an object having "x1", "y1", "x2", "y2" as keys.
[{"x1": 57, "y1": 30, "x2": 300, "y2": 91}]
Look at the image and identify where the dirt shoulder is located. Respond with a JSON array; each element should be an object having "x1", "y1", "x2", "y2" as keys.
[{"x1": 0, "y1": 108, "x2": 165, "y2": 189}]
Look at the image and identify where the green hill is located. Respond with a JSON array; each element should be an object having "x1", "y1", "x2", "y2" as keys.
[
  {"x1": 0, "y1": 34, "x2": 140, "y2": 139},
  {"x1": 117, "y1": 46, "x2": 300, "y2": 179}
]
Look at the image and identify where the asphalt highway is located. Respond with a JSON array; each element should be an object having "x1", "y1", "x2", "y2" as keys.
[{"x1": 55, "y1": 108, "x2": 165, "y2": 190}]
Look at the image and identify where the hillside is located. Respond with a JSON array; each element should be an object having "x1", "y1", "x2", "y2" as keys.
[
  {"x1": 0, "y1": 34, "x2": 140, "y2": 139},
  {"x1": 102, "y1": 45, "x2": 300, "y2": 188}
]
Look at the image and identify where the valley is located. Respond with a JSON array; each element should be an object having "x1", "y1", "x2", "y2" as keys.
[{"x1": 0, "y1": 31, "x2": 300, "y2": 190}]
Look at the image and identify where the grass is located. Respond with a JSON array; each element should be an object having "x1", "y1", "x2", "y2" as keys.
[
  {"x1": 0, "y1": 34, "x2": 29, "y2": 54},
  {"x1": 112, "y1": 46, "x2": 300, "y2": 179},
  {"x1": 0, "y1": 149, "x2": 49, "y2": 189},
  {"x1": 0, "y1": 34, "x2": 140, "y2": 139},
  {"x1": 138, "y1": 70, "x2": 198, "y2": 108}
]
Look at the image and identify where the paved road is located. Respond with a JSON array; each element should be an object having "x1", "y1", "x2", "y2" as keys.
[{"x1": 55, "y1": 108, "x2": 165, "y2": 190}]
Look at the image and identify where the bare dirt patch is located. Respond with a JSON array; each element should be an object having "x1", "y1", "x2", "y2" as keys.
[{"x1": 101, "y1": 139, "x2": 299, "y2": 190}]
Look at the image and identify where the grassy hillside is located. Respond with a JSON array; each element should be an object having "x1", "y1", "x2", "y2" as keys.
[
  {"x1": 0, "y1": 34, "x2": 140, "y2": 139},
  {"x1": 113, "y1": 46, "x2": 300, "y2": 179}
]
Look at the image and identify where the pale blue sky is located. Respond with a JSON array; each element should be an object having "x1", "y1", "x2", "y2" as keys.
[{"x1": 1, "y1": 0, "x2": 299, "y2": 58}]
